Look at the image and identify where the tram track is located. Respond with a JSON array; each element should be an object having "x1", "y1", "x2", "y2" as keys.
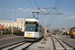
[
  {"x1": 0, "y1": 40, "x2": 34, "y2": 50},
  {"x1": 52, "y1": 36, "x2": 67, "y2": 50},
  {"x1": 22, "y1": 43, "x2": 34, "y2": 50},
  {"x1": 8, "y1": 42, "x2": 27, "y2": 50},
  {"x1": 49, "y1": 35, "x2": 56, "y2": 50},
  {"x1": 49, "y1": 34, "x2": 73, "y2": 50}
]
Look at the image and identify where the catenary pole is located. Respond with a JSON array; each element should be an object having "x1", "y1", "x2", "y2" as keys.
[
  {"x1": 45, "y1": 6, "x2": 47, "y2": 39},
  {"x1": 38, "y1": 7, "x2": 56, "y2": 39},
  {"x1": 12, "y1": 12, "x2": 15, "y2": 35}
]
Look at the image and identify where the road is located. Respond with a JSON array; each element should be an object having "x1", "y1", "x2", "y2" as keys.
[{"x1": 0, "y1": 35, "x2": 24, "y2": 47}]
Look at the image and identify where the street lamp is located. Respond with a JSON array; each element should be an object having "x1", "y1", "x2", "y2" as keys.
[{"x1": 12, "y1": 12, "x2": 15, "y2": 35}]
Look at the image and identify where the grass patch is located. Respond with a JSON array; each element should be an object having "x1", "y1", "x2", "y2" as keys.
[
  {"x1": 3, "y1": 31, "x2": 24, "y2": 34},
  {"x1": 3, "y1": 31, "x2": 12, "y2": 34}
]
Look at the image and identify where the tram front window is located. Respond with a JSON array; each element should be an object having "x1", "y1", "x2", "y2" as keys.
[{"x1": 25, "y1": 24, "x2": 38, "y2": 32}]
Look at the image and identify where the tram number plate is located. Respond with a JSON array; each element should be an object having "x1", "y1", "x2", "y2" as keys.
[{"x1": 28, "y1": 34, "x2": 31, "y2": 37}]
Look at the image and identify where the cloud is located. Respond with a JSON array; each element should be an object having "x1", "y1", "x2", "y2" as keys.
[
  {"x1": 58, "y1": 16, "x2": 62, "y2": 17},
  {"x1": 65, "y1": 12, "x2": 75, "y2": 14},
  {"x1": 18, "y1": 8, "x2": 31, "y2": 12},
  {"x1": 23, "y1": 9, "x2": 31, "y2": 12},
  {"x1": 31, "y1": 10, "x2": 39, "y2": 12},
  {"x1": 18, "y1": 8, "x2": 22, "y2": 10},
  {"x1": 6, "y1": 9, "x2": 15, "y2": 11},
  {"x1": 62, "y1": 16, "x2": 75, "y2": 20},
  {"x1": 59, "y1": 9, "x2": 63, "y2": 11},
  {"x1": 40, "y1": 9, "x2": 45, "y2": 11}
]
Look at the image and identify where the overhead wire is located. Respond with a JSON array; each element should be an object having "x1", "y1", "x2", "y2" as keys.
[
  {"x1": 34, "y1": 0, "x2": 44, "y2": 25},
  {"x1": 56, "y1": 0, "x2": 62, "y2": 12},
  {"x1": 52, "y1": 0, "x2": 62, "y2": 28},
  {"x1": 51, "y1": 0, "x2": 60, "y2": 23},
  {"x1": 39, "y1": 15, "x2": 44, "y2": 26},
  {"x1": 34, "y1": 0, "x2": 39, "y2": 8},
  {"x1": 55, "y1": 0, "x2": 57, "y2": 8},
  {"x1": 34, "y1": 0, "x2": 62, "y2": 29},
  {"x1": 47, "y1": 0, "x2": 62, "y2": 28},
  {"x1": 47, "y1": 12, "x2": 53, "y2": 24},
  {"x1": 47, "y1": 0, "x2": 57, "y2": 25},
  {"x1": 28, "y1": 0, "x2": 35, "y2": 10},
  {"x1": 50, "y1": 0, "x2": 59, "y2": 23},
  {"x1": 28, "y1": 0, "x2": 38, "y2": 18},
  {"x1": 51, "y1": 0, "x2": 58, "y2": 22},
  {"x1": 50, "y1": 0, "x2": 62, "y2": 24},
  {"x1": 58, "y1": 0, "x2": 62, "y2": 11}
]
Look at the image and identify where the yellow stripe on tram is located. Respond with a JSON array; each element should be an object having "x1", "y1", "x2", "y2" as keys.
[{"x1": 28, "y1": 34, "x2": 31, "y2": 37}]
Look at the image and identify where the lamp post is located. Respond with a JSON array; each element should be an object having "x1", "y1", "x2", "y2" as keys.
[{"x1": 12, "y1": 12, "x2": 15, "y2": 35}]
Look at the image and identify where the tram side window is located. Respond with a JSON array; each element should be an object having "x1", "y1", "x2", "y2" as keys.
[
  {"x1": 35, "y1": 24, "x2": 38, "y2": 32},
  {"x1": 39, "y1": 25, "x2": 41, "y2": 32}
]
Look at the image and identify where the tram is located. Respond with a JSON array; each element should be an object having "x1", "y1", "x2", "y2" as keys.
[
  {"x1": 24, "y1": 17, "x2": 44, "y2": 41},
  {"x1": 70, "y1": 27, "x2": 75, "y2": 38}
]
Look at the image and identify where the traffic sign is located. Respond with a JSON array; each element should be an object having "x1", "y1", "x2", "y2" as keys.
[
  {"x1": 0, "y1": 25, "x2": 3, "y2": 36},
  {"x1": 1, "y1": 25, "x2": 3, "y2": 29}
]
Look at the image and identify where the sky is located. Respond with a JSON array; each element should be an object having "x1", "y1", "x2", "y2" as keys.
[{"x1": 0, "y1": 0, "x2": 75, "y2": 29}]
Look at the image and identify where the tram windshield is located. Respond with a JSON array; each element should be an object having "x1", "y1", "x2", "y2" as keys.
[{"x1": 25, "y1": 23, "x2": 38, "y2": 32}]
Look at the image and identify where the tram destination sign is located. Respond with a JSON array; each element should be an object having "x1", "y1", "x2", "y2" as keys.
[
  {"x1": 26, "y1": 22, "x2": 37, "y2": 24},
  {"x1": 27, "y1": 22, "x2": 34, "y2": 23}
]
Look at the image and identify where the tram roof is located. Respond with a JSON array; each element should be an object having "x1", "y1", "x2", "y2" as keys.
[
  {"x1": 26, "y1": 17, "x2": 39, "y2": 22},
  {"x1": 27, "y1": 17, "x2": 39, "y2": 19},
  {"x1": 71, "y1": 27, "x2": 75, "y2": 30}
]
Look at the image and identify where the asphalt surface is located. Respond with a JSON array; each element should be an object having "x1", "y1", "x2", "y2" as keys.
[
  {"x1": 0, "y1": 35, "x2": 24, "y2": 47},
  {"x1": 0, "y1": 34, "x2": 75, "y2": 49},
  {"x1": 53, "y1": 35, "x2": 75, "y2": 48}
]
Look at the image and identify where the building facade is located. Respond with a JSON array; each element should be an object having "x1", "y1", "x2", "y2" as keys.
[{"x1": 0, "y1": 18, "x2": 25, "y2": 32}]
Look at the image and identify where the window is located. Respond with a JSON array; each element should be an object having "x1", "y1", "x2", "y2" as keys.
[
  {"x1": 17, "y1": 22, "x2": 19, "y2": 24},
  {"x1": 7, "y1": 24, "x2": 8, "y2": 26},
  {"x1": 21, "y1": 25, "x2": 22, "y2": 27},
  {"x1": 73, "y1": 30, "x2": 75, "y2": 32},
  {"x1": 17, "y1": 25, "x2": 18, "y2": 28},
  {"x1": 21, "y1": 22, "x2": 23, "y2": 24},
  {"x1": 10, "y1": 24, "x2": 11, "y2": 26},
  {"x1": 21, "y1": 20, "x2": 23, "y2": 22},
  {"x1": 17, "y1": 27, "x2": 18, "y2": 29},
  {"x1": 21, "y1": 20, "x2": 23, "y2": 24},
  {"x1": 21, "y1": 28, "x2": 22, "y2": 30}
]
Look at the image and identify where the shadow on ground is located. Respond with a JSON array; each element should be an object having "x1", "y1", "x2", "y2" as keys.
[{"x1": 26, "y1": 37, "x2": 44, "y2": 43}]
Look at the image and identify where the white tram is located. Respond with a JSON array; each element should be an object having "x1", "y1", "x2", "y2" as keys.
[{"x1": 24, "y1": 17, "x2": 44, "y2": 41}]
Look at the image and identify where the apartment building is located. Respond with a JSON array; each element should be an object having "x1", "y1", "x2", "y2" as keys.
[{"x1": 0, "y1": 18, "x2": 25, "y2": 32}]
